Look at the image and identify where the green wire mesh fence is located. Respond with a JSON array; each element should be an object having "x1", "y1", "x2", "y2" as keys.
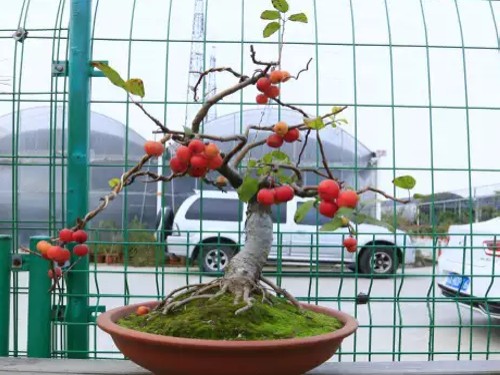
[{"x1": 0, "y1": 0, "x2": 500, "y2": 362}]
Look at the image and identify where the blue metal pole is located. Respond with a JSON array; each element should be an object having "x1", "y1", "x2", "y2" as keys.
[{"x1": 66, "y1": 0, "x2": 91, "y2": 359}]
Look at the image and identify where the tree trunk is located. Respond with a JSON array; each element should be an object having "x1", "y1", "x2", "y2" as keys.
[{"x1": 222, "y1": 201, "x2": 273, "y2": 294}]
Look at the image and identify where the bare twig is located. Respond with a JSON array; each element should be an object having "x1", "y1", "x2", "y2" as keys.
[
  {"x1": 130, "y1": 96, "x2": 183, "y2": 136},
  {"x1": 250, "y1": 45, "x2": 279, "y2": 66},
  {"x1": 262, "y1": 163, "x2": 303, "y2": 186},
  {"x1": 357, "y1": 186, "x2": 411, "y2": 204},
  {"x1": 270, "y1": 97, "x2": 310, "y2": 118},
  {"x1": 296, "y1": 129, "x2": 311, "y2": 167},
  {"x1": 233, "y1": 139, "x2": 266, "y2": 167},
  {"x1": 292, "y1": 58, "x2": 313, "y2": 80},
  {"x1": 315, "y1": 130, "x2": 335, "y2": 180},
  {"x1": 193, "y1": 67, "x2": 247, "y2": 101}
]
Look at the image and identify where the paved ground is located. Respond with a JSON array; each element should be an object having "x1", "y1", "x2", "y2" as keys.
[{"x1": 9, "y1": 265, "x2": 500, "y2": 362}]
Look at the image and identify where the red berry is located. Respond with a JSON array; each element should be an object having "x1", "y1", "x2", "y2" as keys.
[
  {"x1": 207, "y1": 154, "x2": 223, "y2": 170},
  {"x1": 190, "y1": 154, "x2": 209, "y2": 169},
  {"x1": 319, "y1": 200, "x2": 339, "y2": 218},
  {"x1": 188, "y1": 139, "x2": 205, "y2": 154},
  {"x1": 318, "y1": 180, "x2": 340, "y2": 202},
  {"x1": 175, "y1": 145, "x2": 192, "y2": 162},
  {"x1": 257, "y1": 189, "x2": 275, "y2": 206},
  {"x1": 47, "y1": 246, "x2": 63, "y2": 261},
  {"x1": 343, "y1": 237, "x2": 357, "y2": 253},
  {"x1": 269, "y1": 70, "x2": 284, "y2": 84},
  {"x1": 144, "y1": 141, "x2": 164, "y2": 157},
  {"x1": 256, "y1": 77, "x2": 272, "y2": 93},
  {"x1": 281, "y1": 71, "x2": 291, "y2": 82},
  {"x1": 48, "y1": 268, "x2": 62, "y2": 279},
  {"x1": 188, "y1": 166, "x2": 208, "y2": 178},
  {"x1": 204, "y1": 143, "x2": 220, "y2": 159},
  {"x1": 170, "y1": 157, "x2": 188, "y2": 174},
  {"x1": 256, "y1": 94, "x2": 269, "y2": 105},
  {"x1": 274, "y1": 185, "x2": 294, "y2": 203},
  {"x1": 72, "y1": 230, "x2": 88, "y2": 244},
  {"x1": 36, "y1": 240, "x2": 52, "y2": 259},
  {"x1": 73, "y1": 244, "x2": 89, "y2": 257},
  {"x1": 59, "y1": 228, "x2": 73, "y2": 243},
  {"x1": 283, "y1": 128, "x2": 300, "y2": 143},
  {"x1": 136, "y1": 306, "x2": 150, "y2": 316},
  {"x1": 265, "y1": 85, "x2": 280, "y2": 98},
  {"x1": 266, "y1": 134, "x2": 284, "y2": 148},
  {"x1": 337, "y1": 190, "x2": 359, "y2": 209}
]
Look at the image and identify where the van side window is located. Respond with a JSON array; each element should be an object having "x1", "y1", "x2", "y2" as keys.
[
  {"x1": 296, "y1": 202, "x2": 330, "y2": 226},
  {"x1": 185, "y1": 198, "x2": 243, "y2": 222},
  {"x1": 271, "y1": 204, "x2": 287, "y2": 224}
]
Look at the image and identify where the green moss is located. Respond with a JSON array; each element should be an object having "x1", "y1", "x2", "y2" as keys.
[{"x1": 118, "y1": 293, "x2": 343, "y2": 341}]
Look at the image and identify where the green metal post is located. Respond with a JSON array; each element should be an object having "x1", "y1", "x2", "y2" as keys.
[
  {"x1": 27, "y1": 236, "x2": 52, "y2": 358},
  {"x1": 66, "y1": 0, "x2": 91, "y2": 359},
  {"x1": 0, "y1": 236, "x2": 11, "y2": 356}
]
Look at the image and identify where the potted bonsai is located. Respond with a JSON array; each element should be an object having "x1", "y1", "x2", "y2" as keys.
[{"x1": 25, "y1": 2, "x2": 416, "y2": 374}]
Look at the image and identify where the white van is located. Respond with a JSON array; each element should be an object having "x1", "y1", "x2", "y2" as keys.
[
  {"x1": 437, "y1": 217, "x2": 500, "y2": 319},
  {"x1": 162, "y1": 190, "x2": 413, "y2": 275}
]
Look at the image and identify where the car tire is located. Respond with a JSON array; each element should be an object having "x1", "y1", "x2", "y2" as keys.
[
  {"x1": 199, "y1": 243, "x2": 235, "y2": 273},
  {"x1": 359, "y1": 246, "x2": 397, "y2": 277}
]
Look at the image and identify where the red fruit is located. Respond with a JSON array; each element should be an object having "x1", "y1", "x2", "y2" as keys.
[
  {"x1": 274, "y1": 185, "x2": 294, "y2": 203},
  {"x1": 270, "y1": 70, "x2": 284, "y2": 84},
  {"x1": 59, "y1": 228, "x2": 73, "y2": 243},
  {"x1": 273, "y1": 121, "x2": 288, "y2": 137},
  {"x1": 319, "y1": 200, "x2": 339, "y2": 218},
  {"x1": 256, "y1": 94, "x2": 269, "y2": 105},
  {"x1": 256, "y1": 77, "x2": 272, "y2": 93},
  {"x1": 48, "y1": 268, "x2": 62, "y2": 279},
  {"x1": 73, "y1": 244, "x2": 89, "y2": 257},
  {"x1": 144, "y1": 141, "x2": 164, "y2": 157},
  {"x1": 207, "y1": 154, "x2": 223, "y2": 170},
  {"x1": 36, "y1": 240, "x2": 52, "y2": 259},
  {"x1": 265, "y1": 85, "x2": 280, "y2": 98},
  {"x1": 136, "y1": 306, "x2": 150, "y2": 316},
  {"x1": 266, "y1": 134, "x2": 284, "y2": 148},
  {"x1": 188, "y1": 166, "x2": 208, "y2": 178},
  {"x1": 257, "y1": 189, "x2": 275, "y2": 206},
  {"x1": 283, "y1": 128, "x2": 300, "y2": 143},
  {"x1": 170, "y1": 157, "x2": 188, "y2": 174},
  {"x1": 343, "y1": 237, "x2": 357, "y2": 253},
  {"x1": 190, "y1": 154, "x2": 209, "y2": 169},
  {"x1": 175, "y1": 145, "x2": 192, "y2": 162},
  {"x1": 337, "y1": 190, "x2": 359, "y2": 209},
  {"x1": 281, "y1": 71, "x2": 291, "y2": 82},
  {"x1": 318, "y1": 179, "x2": 340, "y2": 202},
  {"x1": 47, "y1": 246, "x2": 70, "y2": 263},
  {"x1": 204, "y1": 143, "x2": 220, "y2": 159},
  {"x1": 188, "y1": 139, "x2": 205, "y2": 154},
  {"x1": 47, "y1": 246, "x2": 63, "y2": 261},
  {"x1": 72, "y1": 230, "x2": 88, "y2": 244}
]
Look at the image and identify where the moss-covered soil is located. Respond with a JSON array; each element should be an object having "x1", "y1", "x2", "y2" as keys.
[{"x1": 118, "y1": 293, "x2": 343, "y2": 341}]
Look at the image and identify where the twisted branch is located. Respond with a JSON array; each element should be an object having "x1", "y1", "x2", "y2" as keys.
[{"x1": 193, "y1": 67, "x2": 247, "y2": 101}]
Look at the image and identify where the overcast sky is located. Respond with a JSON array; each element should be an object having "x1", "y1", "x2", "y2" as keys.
[{"x1": 0, "y1": 0, "x2": 499, "y2": 198}]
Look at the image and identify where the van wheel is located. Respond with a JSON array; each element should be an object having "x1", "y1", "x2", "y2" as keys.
[
  {"x1": 200, "y1": 244, "x2": 235, "y2": 273},
  {"x1": 359, "y1": 247, "x2": 396, "y2": 277}
]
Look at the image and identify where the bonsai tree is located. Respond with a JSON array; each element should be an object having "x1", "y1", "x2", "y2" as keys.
[{"x1": 26, "y1": 0, "x2": 415, "y2": 320}]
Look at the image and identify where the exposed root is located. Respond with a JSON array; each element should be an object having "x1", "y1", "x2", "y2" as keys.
[
  {"x1": 260, "y1": 276, "x2": 302, "y2": 310},
  {"x1": 153, "y1": 276, "x2": 300, "y2": 316}
]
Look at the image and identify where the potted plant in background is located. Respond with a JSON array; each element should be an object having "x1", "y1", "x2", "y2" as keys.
[{"x1": 25, "y1": 2, "x2": 416, "y2": 374}]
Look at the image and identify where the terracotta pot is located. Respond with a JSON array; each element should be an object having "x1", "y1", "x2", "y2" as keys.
[{"x1": 97, "y1": 301, "x2": 358, "y2": 375}]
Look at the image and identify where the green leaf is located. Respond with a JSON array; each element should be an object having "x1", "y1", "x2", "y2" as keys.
[
  {"x1": 271, "y1": 0, "x2": 289, "y2": 12},
  {"x1": 257, "y1": 166, "x2": 271, "y2": 176},
  {"x1": 337, "y1": 118, "x2": 348, "y2": 124},
  {"x1": 320, "y1": 216, "x2": 344, "y2": 232},
  {"x1": 288, "y1": 13, "x2": 308, "y2": 23},
  {"x1": 124, "y1": 78, "x2": 145, "y2": 97},
  {"x1": 237, "y1": 177, "x2": 259, "y2": 202},
  {"x1": 108, "y1": 178, "x2": 121, "y2": 189},
  {"x1": 183, "y1": 126, "x2": 193, "y2": 136},
  {"x1": 335, "y1": 207, "x2": 355, "y2": 219},
  {"x1": 92, "y1": 62, "x2": 126, "y2": 89},
  {"x1": 392, "y1": 175, "x2": 416, "y2": 190},
  {"x1": 304, "y1": 116, "x2": 325, "y2": 130},
  {"x1": 413, "y1": 193, "x2": 428, "y2": 200},
  {"x1": 247, "y1": 159, "x2": 258, "y2": 168},
  {"x1": 261, "y1": 10, "x2": 281, "y2": 20},
  {"x1": 294, "y1": 200, "x2": 314, "y2": 223},
  {"x1": 331, "y1": 106, "x2": 344, "y2": 114},
  {"x1": 263, "y1": 21, "x2": 281, "y2": 38},
  {"x1": 276, "y1": 170, "x2": 292, "y2": 184},
  {"x1": 261, "y1": 150, "x2": 290, "y2": 164},
  {"x1": 354, "y1": 213, "x2": 395, "y2": 233}
]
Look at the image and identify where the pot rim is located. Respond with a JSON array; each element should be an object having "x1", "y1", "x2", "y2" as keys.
[{"x1": 97, "y1": 300, "x2": 358, "y2": 349}]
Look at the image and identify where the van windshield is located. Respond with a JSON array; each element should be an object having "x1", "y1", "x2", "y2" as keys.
[{"x1": 185, "y1": 198, "x2": 243, "y2": 222}]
